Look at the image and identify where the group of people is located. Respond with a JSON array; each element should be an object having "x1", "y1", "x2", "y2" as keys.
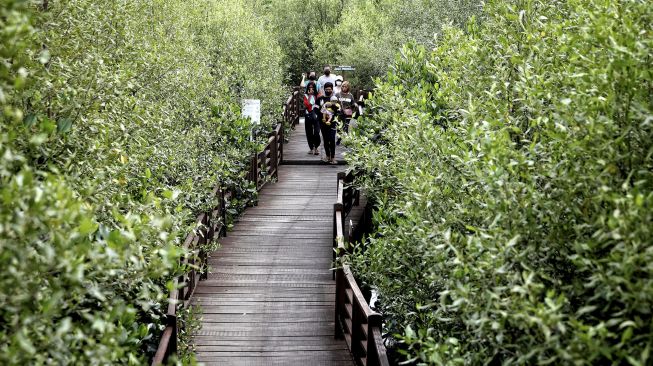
[{"x1": 300, "y1": 66, "x2": 359, "y2": 165}]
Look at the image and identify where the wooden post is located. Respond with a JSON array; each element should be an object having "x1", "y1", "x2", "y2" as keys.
[
  {"x1": 271, "y1": 130, "x2": 278, "y2": 179},
  {"x1": 176, "y1": 272, "x2": 185, "y2": 303},
  {"x1": 220, "y1": 189, "x2": 227, "y2": 237},
  {"x1": 168, "y1": 313, "x2": 178, "y2": 360},
  {"x1": 294, "y1": 92, "x2": 300, "y2": 126},
  {"x1": 334, "y1": 268, "x2": 344, "y2": 339},
  {"x1": 337, "y1": 172, "x2": 345, "y2": 189},
  {"x1": 200, "y1": 213, "x2": 209, "y2": 280},
  {"x1": 333, "y1": 202, "x2": 343, "y2": 277},
  {"x1": 279, "y1": 122, "x2": 284, "y2": 163},
  {"x1": 251, "y1": 153, "x2": 258, "y2": 190},
  {"x1": 351, "y1": 297, "x2": 363, "y2": 361},
  {"x1": 332, "y1": 203, "x2": 337, "y2": 279},
  {"x1": 341, "y1": 206, "x2": 347, "y2": 246},
  {"x1": 257, "y1": 151, "x2": 264, "y2": 190},
  {"x1": 367, "y1": 313, "x2": 382, "y2": 366}
]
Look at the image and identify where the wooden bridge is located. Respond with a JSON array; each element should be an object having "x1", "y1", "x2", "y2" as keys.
[{"x1": 152, "y1": 90, "x2": 388, "y2": 366}]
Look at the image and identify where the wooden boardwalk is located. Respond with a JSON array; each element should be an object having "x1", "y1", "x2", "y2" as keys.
[{"x1": 192, "y1": 120, "x2": 354, "y2": 365}]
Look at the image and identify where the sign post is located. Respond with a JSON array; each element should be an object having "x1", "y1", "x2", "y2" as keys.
[
  {"x1": 242, "y1": 99, "x2": 261, "y2": 124},
  {"x1": 334, "y1": 65, "x2": 356, "y2": 81},
  {"x1": 242, "y1": 99, "x2": 261, "y2": 141}
]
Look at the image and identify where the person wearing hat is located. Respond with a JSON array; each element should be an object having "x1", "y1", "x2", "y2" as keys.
[
  {"x1": 334, "y1": 75, "x2": 343, "y2": 95},
  {"x1": 317, "y1": 66, "x2": 337, "y2": 94}
]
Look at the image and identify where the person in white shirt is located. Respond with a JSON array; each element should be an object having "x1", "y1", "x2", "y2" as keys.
[{"x1": 317, "y1": 66, "x2": 337, "y2": 94}]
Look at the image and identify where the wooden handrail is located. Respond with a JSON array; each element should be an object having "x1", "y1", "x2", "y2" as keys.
[
  {"x1": 151, "y1": 278, "x2": 179, "y2": 365},
  {"x1": 152, "y1": 325, "x2": 175, "y2": 365},
  {"x1": 151, "y1": 90, "x2": 298, "y2": 365},
  {"x1": 333, "y1": 172, "x2": 348, "y2": 263},
  {"x1": 282, "y1": 89, "x2": 302, "y2": 127},
  {"x1": 335, "y1": 265, "x2": 389, "y2": 366},
  {"x1": 337, "y1": 180, "x2": 344, "y2": 205},
  {"x1": 333, "y1": 171, "x2": 389, "y2": 366}
]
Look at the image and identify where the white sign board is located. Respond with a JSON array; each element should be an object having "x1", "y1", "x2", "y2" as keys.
[
  {"x1": 334, "y1": 65, "x2": 355, "y2": 71},
  {"x1": 242, "y1": 99, "x2": 261, "y2": 125}
]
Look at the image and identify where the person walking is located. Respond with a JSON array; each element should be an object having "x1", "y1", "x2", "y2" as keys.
[
  {"x1": 333, "y1": 75, "x2": 343, "y2": 95},
  {"x1": 335, "y1": 80, "x2": 357, "y2": 135},
  {"x1": 303, "y1": 81, "x2": 321, "y2": 155},
  {"x1": 317, "y1": 66, "x2": 337, "y2": 93},
  {"x1": 300, "y1": 71, "x2": 320, "y2": 93},
  {"x1": 317, "y1": 82, "x2": 339, "y2": 164}
]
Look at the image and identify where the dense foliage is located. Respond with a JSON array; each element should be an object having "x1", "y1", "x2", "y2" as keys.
[
  {"x1": 4, "y1": 0, "x2": 652, "y2": 364},
  {"x1": 311, "y1": 0, "x2": 480, "y2": 88},
  {"x1": 346, "y1": 0, "x2": 653, "y2": 364},
  {"x1": 1, "y1": 0, "x2": 282, "y2": 364},
  {"x1": 251, "y1": 0, "x2": 478, "y2": 87},
  {"x1": 250, "y1": 0, "x2": 348, "y2": 83}
]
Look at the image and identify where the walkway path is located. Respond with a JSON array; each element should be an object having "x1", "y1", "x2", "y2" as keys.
[
  {"x1": 283, "y1": 117, "x2": 348, "y2": 164},
  {"x1": 191, "y1": 119, "x2": 354, "y2": 365}
]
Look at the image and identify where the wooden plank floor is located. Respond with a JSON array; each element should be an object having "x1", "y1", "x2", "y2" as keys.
[
  {"x1": 192, "y1": 150, "x2": 354, "y2": 365},
  {"x1": 283, "y1": 117, "x2": 347, "y2": 164}
]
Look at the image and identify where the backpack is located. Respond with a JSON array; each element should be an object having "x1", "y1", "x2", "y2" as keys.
[{"x1": 337, "y1": 93, "x2": 354, "y2": 118}]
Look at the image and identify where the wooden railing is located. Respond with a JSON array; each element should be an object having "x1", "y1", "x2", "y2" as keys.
[
  {"x1": 151, "y1": 187, "x2": 226, "y2": 365},
  {"x1": 333, "y1": 171, "x2": 358, "y2": 262},
  {"x1": 333, "y1": 171, "x2": 389, "y2": 366},
  {"x1": 283, "y1": 87, "x2": 302, "y2": 128},
  {"x1": 151, "y1": 94, "x2": 299, "y2": 365},
  {"x1": 336, "y1": 265, "x2": 389, "y2": 366},
  {"x1": 248, "y1": 123, "x2": 283, "y2": 190}
]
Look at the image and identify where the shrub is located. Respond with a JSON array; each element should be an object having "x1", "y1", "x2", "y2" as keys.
[
  {"x1": 346, "y1": 0, "x2": 653, "y2": 364},
  {"x1": 312, "y1": 0, "x2": 480, "y2": 88},
  {"x1": 1, "y1": 0, "x2": 283, "y2": 363},
  {"x1": 254, "y1": 0, "x2": 348, "y2": 83}
]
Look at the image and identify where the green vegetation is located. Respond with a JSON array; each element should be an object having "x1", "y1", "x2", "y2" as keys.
[
  {"x1": 311, "y1": 0, "x2": 479, "y2": 88},
  {"x1": 253, "y1": 0, "x2": 478, "y2": 87},
  {"x1": 1, "y1": 0, "x2": 281, "y2": 364},
  {"x1": 346, "y1": 0, "x2": 653, "y2": 364},
  {"x1": 3, "y1": 0, "x2": 652, "y2": 364},
  {"x1": 251, "y1": 0, "x2": 348, "y2": 83}
]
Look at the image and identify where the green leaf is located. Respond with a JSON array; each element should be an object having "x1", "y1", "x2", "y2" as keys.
[
  {"x1": 29, "y1": 133, "x2": 48, "y2": 145},
  {"x1": 39, "y1": 49, "x2": 50, "y2": 64},
  {"x1": 23, "y1": 114, "x2": 37, "y2": 126},
  {"x1": 56, "y1": 318, "x2": 73, "y2": 337},
  {"x1": 78, "y1": 217, "x2": 98, "y2": 236},
  {"x1": 57, "y1": 118, "x2": 73, "y2": 134},
  {"x1": 41, "y1": 117, "x2": 57, "y2": 133},
  {"x1": 405, "y1": 325, "x2": 415, "y2": 339},
  {"x1": 16, "y1": 332, "x2": 36, "y2": 355}
]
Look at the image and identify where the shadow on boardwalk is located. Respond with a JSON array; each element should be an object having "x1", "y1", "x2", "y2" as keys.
[{"x1": 192, "y1": 121, "x2": 355, "y2": 365}]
